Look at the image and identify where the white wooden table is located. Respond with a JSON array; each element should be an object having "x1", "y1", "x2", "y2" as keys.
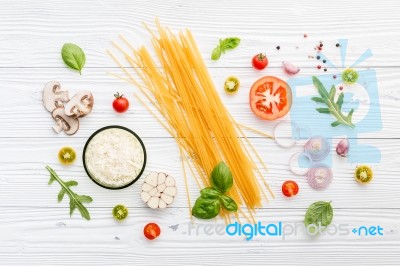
[{"x1": 1, "y1": 0, "x2": 400, "y2": 265}]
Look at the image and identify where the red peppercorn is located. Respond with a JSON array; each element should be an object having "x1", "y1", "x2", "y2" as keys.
[
  {"x1": 317, "y1": 65, "x2": 322, "y2": 69},
  {"x1": 339, "y1": 86, "x2": 344, "y2": 90},
  {"x1": 304, "y1": 34, "x2": 308, "y2": 38},
  {"x1": 333, "y1": 75, "x2": 337, "y2": 79},
  {"x1": 318, "y1": 47, "x2": 322, "y2": 51}
]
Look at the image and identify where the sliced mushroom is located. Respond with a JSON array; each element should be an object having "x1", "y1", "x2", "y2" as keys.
[
  {"x1": 64, "y1": 91, "x2": 94, "y2": 118},
  {"x1": 43, "y1": 81, "x2": 70, "y2": 112},
  {"x1": 51, "y1": 108, "x2": 79, "y2": 135}
]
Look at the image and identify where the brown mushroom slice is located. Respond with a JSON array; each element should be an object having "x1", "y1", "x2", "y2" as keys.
[
  {"x1": 51, "y1": 108, "x2": 79, "y2": 135},
  {"x1": 64, "y1": 91, "x2": 94, "y2": 118},
  {"x1": 43, "y1": 81, "x2": 70, "y2": 112}
]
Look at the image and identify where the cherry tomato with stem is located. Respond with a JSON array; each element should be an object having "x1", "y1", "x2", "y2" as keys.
[
  {"x1": 282, "y1": 180, "x2": 299, "y2": 197},
  {"x1": 113, "y1": 92, "x2": 129, "y2": 113},
  {"x1": 252, "y1": 53, "x2": 268, "y2": 70},
  {"x1": 144, "y1": 223, "x2": 161, "y2": 240}
]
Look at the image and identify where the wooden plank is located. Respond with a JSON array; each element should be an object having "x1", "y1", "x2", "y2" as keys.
[
  {"x1": 0, "y1": 0, "x2": 399, "y2": 68},
  {"x1": 0, "y1": 207, "x2": 399, "y2": 265},
  {"x1": 0, "y1": 137, "x2": 397, "y2": 209},
  {"x1": 0, "y1": 67, "x2": 396, "y2": 138}
]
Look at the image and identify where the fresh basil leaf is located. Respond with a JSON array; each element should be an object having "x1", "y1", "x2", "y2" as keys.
[
  {"x1": 304, "y1": 201, "x2": 333, "y2": 234},
  {"x1": 220, "y1": 195, "x2": 238, "y2": 212},
  {"x1": 211, "y1": 46, "x2": 221, "y2": 60},
  {"x1": 211, "y1": 162, "x2": 233, "y2": 193},
  {"x1": 192, "y1": 196, "x2": 221, "y2": 219},
  {"x1": 200, "y1": 187, "x2": 222, "y2": 199},
  {"x1": 61, "y1": 43, "x2": 86, "y2": 75},
  {"x1": 220, "y1": 37, "x2": 241, "y2": 51}
]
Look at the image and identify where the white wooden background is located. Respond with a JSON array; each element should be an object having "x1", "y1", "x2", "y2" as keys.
[{"x1": 1, "y1": 0, "x2": 400, "y2": 265}]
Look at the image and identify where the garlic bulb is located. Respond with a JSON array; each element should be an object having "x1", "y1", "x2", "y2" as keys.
[
  {"x1": 141, "y1": 172, "x2": 177, "y2": 209},
  {"x1": 336, "y1": 138, "x2": 350, "y2": 157}
]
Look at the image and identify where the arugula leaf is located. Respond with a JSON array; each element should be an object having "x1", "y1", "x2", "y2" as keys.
[
  {"x1": 211, "y1": 162, "x2": 233, "y2": 193},
  {"x1": 304, "y1": 201, "x2": 333, "y2": 234},
  {"x1": 61, "y1": 43, "x2": 86, "y2": 75},
  {"x1": 220, "y1": 195, "x2": 238, "y2": 212},
  {"x1": 192, "y1": 197, "x2": 221, "y2": 219},
  {"x1": 46, "y1": 166, "x2": 92, "y2": 220},
  {"x1": 311, "y1": 77, "x2": 355, "y2": 128},
  {"x1": 211, "y1": 37, "x2": 240, "y2": 61}
]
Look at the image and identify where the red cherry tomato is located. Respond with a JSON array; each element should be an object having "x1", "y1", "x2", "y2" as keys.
[
  {"x1": 144, "y1": 223, "x2": 161, "y2": 240},
  {"x1": 113, "y1": 92, "x2": 129, "y2": 113},
  {"x1": 252, "y1": 53, "x2": 268, "y2": 70},
  {"x1": 282, "y1": 180, "x2": 299, "y2": 197}
]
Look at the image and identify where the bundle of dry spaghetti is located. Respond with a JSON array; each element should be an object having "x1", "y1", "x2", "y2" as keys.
[{"x1": 108, "y1": 20, "x2": 274, "y2": 222}]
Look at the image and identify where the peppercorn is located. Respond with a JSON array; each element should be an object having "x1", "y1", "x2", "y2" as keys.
[
  {"x1": 333, "y1": 75, "x2": 337, "y2": 79},
  {"x1": 336, "y1": 43, "x2": 340, "y2": 47},
  {"x1": 317, "y1": 55, "x2": 321, "y2": 60},
  {"x1": 319, "y1": 43, "x2": 323, "y2": 47},
  {"x1": 323, "y1": 60, "x2": 326, "y2": 63},
  {"x1": 317, "y1": 65, "x2": 322, "y2": 69},
  {"x1": 324, "y1": 68, "x2": 327, "y2": 72},
  {"x1": 276, "y1": 46, "x2": 280, "y2": 50},
  {"x1": 304, "y1": 34, "x2": 308, "y2": 38}
]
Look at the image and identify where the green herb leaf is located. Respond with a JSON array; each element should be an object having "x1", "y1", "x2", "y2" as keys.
[
  {"x1": 220, "y1": 195, "x2": 238, "y2": 212},
  {"x1": 211, "y1": 162, "x2": 233, "y2": 193},
  {"x1": 312, "y1": 76, "x2": 355, "y2": 128},
  {"x1": 211, "y1": 46, "x2": 221, "y2": 60},
  {"x1": 200, "y1": 187, "x2": 222, "y2": 199},
  {"x1": 46, "y1": 166, "x2": 92, "y2": 220},
  {"x1": 211, "y1": 37, "x2": 240, "y2": 61},
  {"x1": 61, "y1": 43, "x2": 86, "y2": 75},
  {"x1": 304, "y1": 201, "x2": 333, "y2": 234},
  {"x1": 220, "y1": 37, "x2": 241, "y2": 51},
  {"x1": 192, "y1": 196, "x2": 221, "y2": 219}
]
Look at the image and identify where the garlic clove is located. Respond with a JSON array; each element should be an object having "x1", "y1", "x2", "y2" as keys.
[
  {"x1": 336, "y1": 138, "x2": 350, "y2": 157},
  {"x1": 161, "y1": 194, "x2": 174, "y2": 205},
  {"x1": 165, "y1": 175, "x2": 176, "y2": 187},
  {"x1": 282, "y1": 61, "x2": 300, "y2": 75},
  {"x1": 157, "y1": 183, "x2": 166, "y2": 192},
  {"x1": 149, "y1": 187, "x2": 158, "y2": 197},
  {"x1": 147, "y1": 197, "x2": 160, "y2": 209},
  {"x1": 158, "y1": 199, "x2": 167, "y2": 209},
  {"x1": 142, "y1": 183, "x2": 153, "y2": 192},
  {"x1": 146, "y1": 172, "x2": 158, "y2": 187},
  {"x1": 158, "y1": 173, "x2": 166, "y2": 184},
  {"x1": 141, "y1": 192, "x2": 151, "y2": 203},
  {"x1": 163, "y1": 186, "x2": 177, "y2": 197}
]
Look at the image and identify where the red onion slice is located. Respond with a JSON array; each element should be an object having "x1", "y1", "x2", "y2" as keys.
[
  {"x1": 307, "y1": 163, "x2": 333, "y2": 189},
  {"x1": 304, "y1": 136, "x2": 330, "y2": 161},
  {"x1": 289, "y1": 152, "x2": 312, "y2": 176}
]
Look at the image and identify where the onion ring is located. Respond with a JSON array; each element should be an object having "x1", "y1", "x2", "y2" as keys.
[
  {"x1": 289, "y1": 152, "x2": 313, "y2": 176},
  {"x1": 304, "y1": 136, "x2": 330, "y2": 161},
  {"x1": 306, "y1": 163, "x2": 333, "y2": 189},
  {"x1": 274, "y1": 121, "x2": 301, "y2": 148}
]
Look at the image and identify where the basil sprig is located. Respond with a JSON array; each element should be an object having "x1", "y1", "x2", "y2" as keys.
[
  {"x1": 211, "y1": 37, "x2": 241, "y2": 61},
  {"x1": 192, "y1": 162, "x2": 238, "y2": 219},
  {"x1": 61, "y1": 43, "x2": 86, "y2": 75}
]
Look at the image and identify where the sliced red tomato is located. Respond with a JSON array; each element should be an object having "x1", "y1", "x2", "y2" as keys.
[
  {"x1": 144, "y1": 223, "x2": 161, "y2": 240},
  {"x1": 249, "y1": 76, "x2": 292, "y2": 120},
  {"x1": 282, "y1": 180, "x2": 299, "y2": 197}
]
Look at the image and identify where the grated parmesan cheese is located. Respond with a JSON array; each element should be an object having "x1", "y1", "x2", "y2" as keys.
[{"x1": 84, "y1": 128, "x2": 145, "y2": 188}]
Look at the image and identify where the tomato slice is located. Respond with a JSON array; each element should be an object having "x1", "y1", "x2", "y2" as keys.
[
  {"x1": 282, "y1": 180, "x2": 299, "y2": 197},
  {"x1": 249, "y1": 76, "x2": 292, "y2": 120},
  {"x1": 144, "y1": 223, "x2": 161, "y2": 240}
]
